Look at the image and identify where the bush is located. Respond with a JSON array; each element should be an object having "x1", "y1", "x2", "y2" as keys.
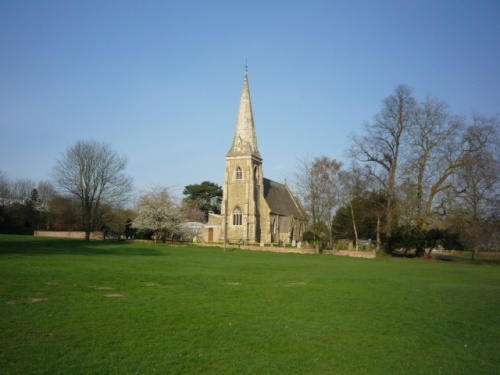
[
  {"x1": 302, "y1": 230, "x2": 315, "y2": 242},
  {"x1": 386, "y1": 226, "x2": 465, "y2": 256}
]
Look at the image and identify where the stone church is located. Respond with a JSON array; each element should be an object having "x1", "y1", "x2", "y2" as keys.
[{"x1": 202, "y1": 71, "x2": 307, "y2": 245}]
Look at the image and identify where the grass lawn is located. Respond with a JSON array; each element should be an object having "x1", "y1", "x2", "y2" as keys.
[{"x1": 0, "y1": 235, "x2": 499, "y2": 374}]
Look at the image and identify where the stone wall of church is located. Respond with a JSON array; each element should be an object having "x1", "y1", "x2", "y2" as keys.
[{"x1": 223, "y1": 157, "x2": 264, "y2": 243}]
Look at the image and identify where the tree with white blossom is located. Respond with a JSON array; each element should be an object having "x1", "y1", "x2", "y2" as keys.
[{"x1": 132, "y1": 186, "x2": 184, "y2": 242}]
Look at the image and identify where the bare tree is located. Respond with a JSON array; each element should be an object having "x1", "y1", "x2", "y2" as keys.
[
  {"x1": 37, "y1": 180, "x2": 56, "y2": 206},
  {"x1": 338, "y1": 163, "x2": 369, "y2": 251},
  {"x1": 450, "y1": 115, "x2": 499, "y2": 258},
  {"x1": 348, "y1": 85, "x2": 416, "y2": 242},
  {"x1": 10, "y1": 179, "x2": 35, "y2": 200},
  {"x1": 401, "y1": 97, "x2": 467, "y2": 232},
  {"x1": 132, "y1": 186, "x2": 183, "y2": 242},
  {"x1": 52, "y1": 140, "x2": 133, "y2": 241},
  {"x1": 294, "y1": 156, "x2": 342, "y2": 250},
  {"x1": 180, "y1": 203, "x2": 207, "y2": 223},
  {"x1": 0, "y1": 170, "x2": 9, "y2": 198}
]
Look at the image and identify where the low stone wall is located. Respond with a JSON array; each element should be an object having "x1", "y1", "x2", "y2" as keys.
[
  {"x1": 240, "y1": 244, "x2": 317, "y2": 254},
  {"x1": 198, "y1": 242, "x2": 317, "y2": 254},
  {"x1": 34, "y1": 231, "x2": 103, "y2": 240},
  {"x1": 199, "y1": 243, "x2": 376, "y2": 257},
  {"x1": 323, "y1": 250, "x2": 376, "y2": 258}
]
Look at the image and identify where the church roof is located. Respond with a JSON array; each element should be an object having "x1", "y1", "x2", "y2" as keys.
[
  {"x1": 263, "y1": 178, "x2": 306, "y2": 219},
  {"x1": 227, "y1": 71, "x2": 261, "y2": 159}
]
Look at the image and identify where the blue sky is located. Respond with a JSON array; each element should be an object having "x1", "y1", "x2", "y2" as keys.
[{"x1": 1, "y1": 0, "x2": 499, "y2": 197}]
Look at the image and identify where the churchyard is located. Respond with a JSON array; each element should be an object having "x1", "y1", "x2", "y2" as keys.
[{"x1": 0, "y1": 235, "x2": 498, "y2": 374}]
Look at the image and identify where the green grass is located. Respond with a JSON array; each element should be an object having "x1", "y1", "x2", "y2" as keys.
[{"x1": 0, "y1": 235, "x2": 499, "y2": 374}]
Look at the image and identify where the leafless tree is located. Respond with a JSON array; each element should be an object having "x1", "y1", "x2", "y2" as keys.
[
  {"x1": 348, "y1": 85, "x2": 499, "y2": 256},
  {"x1": 294, "y1": 156, "x2": 342, "y2": 250},
  {"x1": 401, "y1": 97, "x2": 466, "y2": 232},
  {"x1": 348, "y1": 85, "x2": 416, "y2": 240},
  {"x1": 0, "y1": 170, "x2": 9, "y2": 198},
  {"x1": 180, "y1": 203, "x2": 207, "y2": 223},
  {"x1": 37, "y1": 181, "x2": 56, "y2": 204},
  {"x1": 449, "y1": 115, "x2": 499, "y2": 257},
  {"x1": 52, "y1": 140, "x2": 133, "y2": 241},
  {"x1": 338, "y1": 163, "x2": 371, "y2": 251},
  {"x1": 10, "y1": 179, "x2": 35, "y2": 200}
]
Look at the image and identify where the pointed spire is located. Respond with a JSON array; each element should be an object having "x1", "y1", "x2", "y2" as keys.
[{"x1": 227, "y1": 70, "x2": 261, "y2": 159}]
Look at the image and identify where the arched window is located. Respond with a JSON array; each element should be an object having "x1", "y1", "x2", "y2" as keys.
[
  {"x1": 235, "y1": 166, "x2": 243, "y2": 180},
  {"x1": 233, "y1": 207, "x2": 242, "y2": 225}
]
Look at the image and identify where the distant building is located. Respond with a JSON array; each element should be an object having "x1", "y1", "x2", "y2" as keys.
[
  {"x1": 203, "y1": 71, "x2": 307, "y2": 245},
  {"x1": 180, "y1": 221, "x2": 204, "y2": 241}
]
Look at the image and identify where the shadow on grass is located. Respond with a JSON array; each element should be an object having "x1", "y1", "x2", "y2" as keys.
[
  {"x1": 0, "y1": 235, "x2": 165, "y2": 256},
  {"x1": 388, "y1": 250, "x2": 500, "y2": 265},
  {"x1": 432, "y1": 254, "x2": 500, "y2": 265}
]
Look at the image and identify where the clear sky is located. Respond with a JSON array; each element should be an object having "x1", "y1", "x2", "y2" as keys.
[{"x1": 1, "y1": 0, "x2": 499, "y2": 197}]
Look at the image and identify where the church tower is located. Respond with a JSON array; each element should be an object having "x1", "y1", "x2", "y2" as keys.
[{"x1": 221, "y1": 70, "x2": 264, "y2": 244}]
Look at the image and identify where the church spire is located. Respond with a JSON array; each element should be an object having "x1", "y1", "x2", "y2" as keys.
[{"x1": 227, "y1": 70, "x2": 261, "y2": 159}]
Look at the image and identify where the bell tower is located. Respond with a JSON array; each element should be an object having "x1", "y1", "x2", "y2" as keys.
[{"x1": 221, "y1": 70, "x2": 263, "y2": 244}]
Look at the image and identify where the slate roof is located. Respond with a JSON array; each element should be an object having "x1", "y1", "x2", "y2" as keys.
[{"x1": 263, "y1": 178, "x2": 306, "y2": 219}]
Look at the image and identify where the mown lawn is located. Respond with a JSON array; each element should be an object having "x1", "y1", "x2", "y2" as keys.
[{"x1": 0, "y1": 235, "x2": 498, "y2": 374}]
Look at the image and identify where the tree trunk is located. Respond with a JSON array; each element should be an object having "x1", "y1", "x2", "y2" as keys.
[
  {"x1": 350, "y1": 202, "x2": 359, "y2": 251},
  {"x1": 376, "y1": 216, "x2": 381, "y2": 251},
  {"x1": 315, "y1": 243, "x2": 322, "y2": 254},
  {"x1": 472, "y1": 244, "x2": 479, "y2": 260},
  {"x1": 416, "y1": 248, "x2": 425, "y2": 258}
]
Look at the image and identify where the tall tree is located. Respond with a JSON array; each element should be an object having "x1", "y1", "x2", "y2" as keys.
[
  {"x1": 337, "y1": 166, "x2": 360, "y2": 250},
  {"x1": 0, "y1": 170, "x2": 9, "y2": 198},
  {"x1": 182, "y1": 181, "x2": 222, "y2": 220},
  {"x1": 401, "y1": 97, "x2": 473, "y2": 234},
  {"x1": 449, "y1": 115, "x2": 499, "y2": 258},
  {"x1": 36, "y1": 180, "x2": 57, "y2": 230},
  {"x1": 10, "y1": 179, "x2": 35, "y2": 200},
  {"x1": 337, "y1": 163, "x2": 375, "y2": 250},
  {"x1": 0, "y1": 170, "x2": 8, "y2": 230},
  {"x1": 348, "y1": 85, "x2": 416, "y2": 242},
  {"x1": 52, "y1": 140, "x2": 133, "y2": 241},
  {"x1": 294, "y1": 156, "x2": 342, "y2": 250},
  {"x1": 37, "y1": 181, "x2": 56, "y2": 209},
  {"x1": 332, "y1": 190, "x2": 386, "y2": 250}
]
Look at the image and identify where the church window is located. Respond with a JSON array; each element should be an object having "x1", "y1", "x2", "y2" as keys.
[
  {"x1": 233, "y1": 207, "x2": 242, "y2": 225},
  {"x1": 235, "y1": 166, "x2": 243, "y2": 180}
]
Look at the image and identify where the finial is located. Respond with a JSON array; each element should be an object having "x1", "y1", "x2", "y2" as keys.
[{"x1": 244, "y1": 59, "x2": 248, "y2": 74}]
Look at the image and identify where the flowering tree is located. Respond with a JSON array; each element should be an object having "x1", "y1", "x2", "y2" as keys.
[{"x1": 132, "y1": 186, "x2": 183, "y2": 242}]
